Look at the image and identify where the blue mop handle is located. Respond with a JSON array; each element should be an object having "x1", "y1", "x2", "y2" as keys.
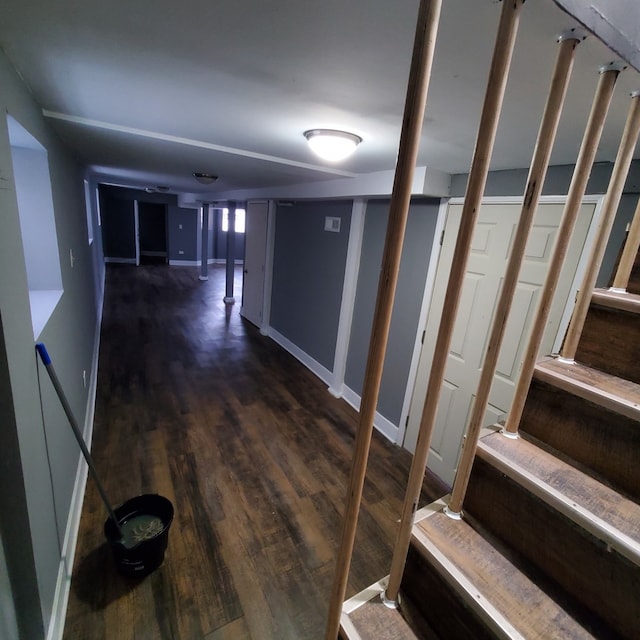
[{"x1": 35, "y1": 343, "x2": 123, "y2": 537}]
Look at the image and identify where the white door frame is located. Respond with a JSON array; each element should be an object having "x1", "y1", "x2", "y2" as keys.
[
  {"x1": 241, "y1": 200, "x2": 270, "y2": 328},
  {"x1": 329, "y1": 198, "x2": 367, "y2": 398},
  {"x1": 133, "y1": 199, "x2": 140, "y2": 266},
  {"x1": 397, "y1": 193, "x2": 605, "y2": 448},
  {"x1": 395, "y1": 197, "x2": 448, "y2": 444}
]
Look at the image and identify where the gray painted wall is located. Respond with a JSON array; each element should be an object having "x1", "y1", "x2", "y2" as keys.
[
  {"x1": 271, "y1": 200, "x2": 352, "y2": 370},
  {"x1": 345, "y1": 199, "x2": 440, "y2": 426},
  {"x1": 0, "y1": 313, "x2": 36, "y2": 639},
  {"x1": 168, "y1": 206, "x2": 199, "y2": 261},
  {"x1": 451, "y1": 161, "x2": 640, "y2": 287},
  {"x1": 0, "y1": 529, "x2": 19, "y2": 640},
  {"x1": 0, "y1": 51, "x2": 102, "y2": 637}
]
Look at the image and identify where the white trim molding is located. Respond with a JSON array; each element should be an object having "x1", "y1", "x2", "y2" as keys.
[
  {"x1": 396, "y1": 197, "x2": 448, "y2": 445},
  {"x1": 267, "y1": 328, "x2": 333, "y2": 387},
  {"x1": 104, "y1": 257, "x2": 136, "y2": 264},
  {"x1": 329, "y1": 198, "x2": 366, "y2": 398},
  {"x1": 260, "y1": 200, "x2": 277, "y2": 336},
  {"x1": 341, "y1": 385, "x2": 398, "y2": 443}
]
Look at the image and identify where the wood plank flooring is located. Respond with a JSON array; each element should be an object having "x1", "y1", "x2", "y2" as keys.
[{"x1": 63, "y1": 264, "x2": 448, "y2": 640}]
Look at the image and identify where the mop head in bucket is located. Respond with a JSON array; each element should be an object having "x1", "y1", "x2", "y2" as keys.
[
  {"x1": 104, "y1": 494, "x2": 174, "y2": 578},
  {"x1": 34, "y1": 344, "x2": 174, "y2": 579}
]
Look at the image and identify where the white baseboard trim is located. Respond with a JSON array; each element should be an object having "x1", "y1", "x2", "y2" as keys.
[
  {"x1": 104, "y1": 257, "x2": 136, "y2": 264},
  {"x1": 169, "y1": 259, "x2": 244, "y2": 267},
  {"x1": 341, "y1": 386, "x2": 398, "y2": 443},
  {"x1": 46, "y1": 297, "x2": 103, "y2": 640},
  {"x1": 327, "y1": 382, "x2": 344, "y2": 399},
  {"x1": 267, "y1": 328, "x2": 333, "y2": 387},
  {"x1": 265, "y1": 328, "x2": 399, "y2": 443},
  {"x1": 210, "y1": 258, "x2": 244, "y2": 264}
]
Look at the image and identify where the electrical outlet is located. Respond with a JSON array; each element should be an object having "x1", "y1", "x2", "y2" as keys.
[{"x1": 179, "y1": 250, "x2": 184, "y2": 255}]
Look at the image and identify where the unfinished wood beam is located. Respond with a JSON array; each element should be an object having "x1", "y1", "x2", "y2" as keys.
[
  {"x1": 560, "y1": 90, "x2": 640, "y2": 361},
  {"x1": 504, "y1": 62, "x2": 623, "y2": 434},
  {"x1": 384, "y1": 0, "x2": 525, "y2": 605},
  {"x1": 324, "y1": 1, "x2": 442, "y2": 637},
  {"x1": 447, "y1": 33, "x2": 581, "y2": 515}
]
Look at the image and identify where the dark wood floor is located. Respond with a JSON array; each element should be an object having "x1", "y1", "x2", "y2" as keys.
[{"x1": 63, "y1": 264, "x2": 448, "y2": 640}]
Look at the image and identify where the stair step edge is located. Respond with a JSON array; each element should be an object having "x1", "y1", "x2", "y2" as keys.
[
  {"x1": 412, "y1": 522, "x2": 526, "y2": 640},
  {"x1": 477, "y1": 438, "x2": 640, "y2": 566},
  {"x1": 341, "y1": 577, "x2": 422, "y2": 640},
  {"x1": 534, "y1": 359, "x2": 640, "y2": 421},
  {"x1": 592, "y1": 288, "x2": 640, "y2": 313}
]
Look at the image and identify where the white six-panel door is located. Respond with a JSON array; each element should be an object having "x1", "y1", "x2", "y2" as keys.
[
  {"x1": 403, "y1": 199, "x2": 598, "y2": 485},
  {"x1": 241, "y1": 200, "x2": 269, "y2": 329}
]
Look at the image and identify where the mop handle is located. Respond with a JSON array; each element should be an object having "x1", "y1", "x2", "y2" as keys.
[{"x1": 35, "y1": 343, "x2": 123, "y2": 538}]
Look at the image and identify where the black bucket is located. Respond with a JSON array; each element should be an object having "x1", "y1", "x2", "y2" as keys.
[{"x1": 104, "y1": 494, "x2": 174, "y2": 578}]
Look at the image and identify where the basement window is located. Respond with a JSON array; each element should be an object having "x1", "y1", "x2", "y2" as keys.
[
  {"x1": 222, "y1": 208, "x2": 246, "y2": 233},
  {"x1": 7, "y1": 115, "x2": 63, "y2": 339}
]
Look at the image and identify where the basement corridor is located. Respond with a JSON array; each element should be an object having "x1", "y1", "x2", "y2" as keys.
[{"x1": 62, "y1": 263, "x2": 447, "y2": 640}]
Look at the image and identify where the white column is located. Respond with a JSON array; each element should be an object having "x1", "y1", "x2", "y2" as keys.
[
  {"x1": 224, "y1": 202, "x2": 236, "y2": 303},
  {"x1": 199, "y1": 203, "x2": 210, "y2": 281}
]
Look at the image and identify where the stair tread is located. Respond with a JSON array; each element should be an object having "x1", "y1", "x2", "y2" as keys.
[
  {"x1": 592, "y1": 288, "x2": 640, "y2": 313},
  {"x1": 479, "y1": 431, "x2": 640, "y2": 561},
  {"x1": 414, "y1": 511, "x2": 597, "y2": 639},
  {"x1": 535, "y1": 357, "x2": 640, "y2": 420},
  {"x1": 344, "y1": 598, "x2": 423, "y2": 640}
]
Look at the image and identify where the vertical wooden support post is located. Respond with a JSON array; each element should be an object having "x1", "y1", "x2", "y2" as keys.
[
  {"x1": 505, "y1": 63, "x2": 622, "y2": 434},
  {"x1": 447, "y1": 34, "x2": 580, "y2": 515},
  {"x1": 225, "y1": 202, "x2": 236, "y2": 303},
  {"x1": 384, "y1": 0, "x2": 525, "y2": 605},
  {"x1": 611, "y1": 194, "x2": 640, "y2": 291},
  {"x1": 323, "y1": 1, "x2": 442, "y2": 637},
  {"x1": 560, "y1": 91, "x2": 640, "y2": 359},
  {"x1": 199, "y1": 203, "x2": 210, "y2": 281}
]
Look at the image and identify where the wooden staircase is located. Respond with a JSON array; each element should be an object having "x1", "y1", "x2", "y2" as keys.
[
  {"x1": 327, "y1": 3, "x2": 640, "y2": 638},
  {"x1": 342, "y1": 282, "x2": 640, "y2": 638}
]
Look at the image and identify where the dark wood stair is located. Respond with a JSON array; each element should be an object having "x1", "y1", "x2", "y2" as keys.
[
  {"x1": 573, "y1": 290, "x2": 640, "y2": 384},
  {"x1": 341, "y1": 277, "x2": 640, "y2": 639},
  {"x1": 519, "y1": 358, "x2": 640, "y2": 501}
]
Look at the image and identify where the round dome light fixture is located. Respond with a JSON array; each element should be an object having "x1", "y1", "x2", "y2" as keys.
[
  {"x1": 192, "y1": 172, "x2": 218, "y2": 185},
  {"x1": 304, "y1": 129, "x2": 362, "y2": 162}
]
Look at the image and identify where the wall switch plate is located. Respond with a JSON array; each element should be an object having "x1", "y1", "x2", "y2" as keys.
[{"x1": 324, "y1": 216, "x2": 341, "y2": 233}]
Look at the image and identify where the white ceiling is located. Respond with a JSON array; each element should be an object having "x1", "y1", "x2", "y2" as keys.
[{"x1": 1, "y1": 0, "x2": 639, "y2": 198}]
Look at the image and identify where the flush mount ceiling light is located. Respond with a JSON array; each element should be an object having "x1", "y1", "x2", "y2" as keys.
[
  {"x1": 304, "y1": 129, "x2": 362, "y2": 162},
  {"x1": 192, "y1": 172, "x2": 218, "y2": 185}
]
